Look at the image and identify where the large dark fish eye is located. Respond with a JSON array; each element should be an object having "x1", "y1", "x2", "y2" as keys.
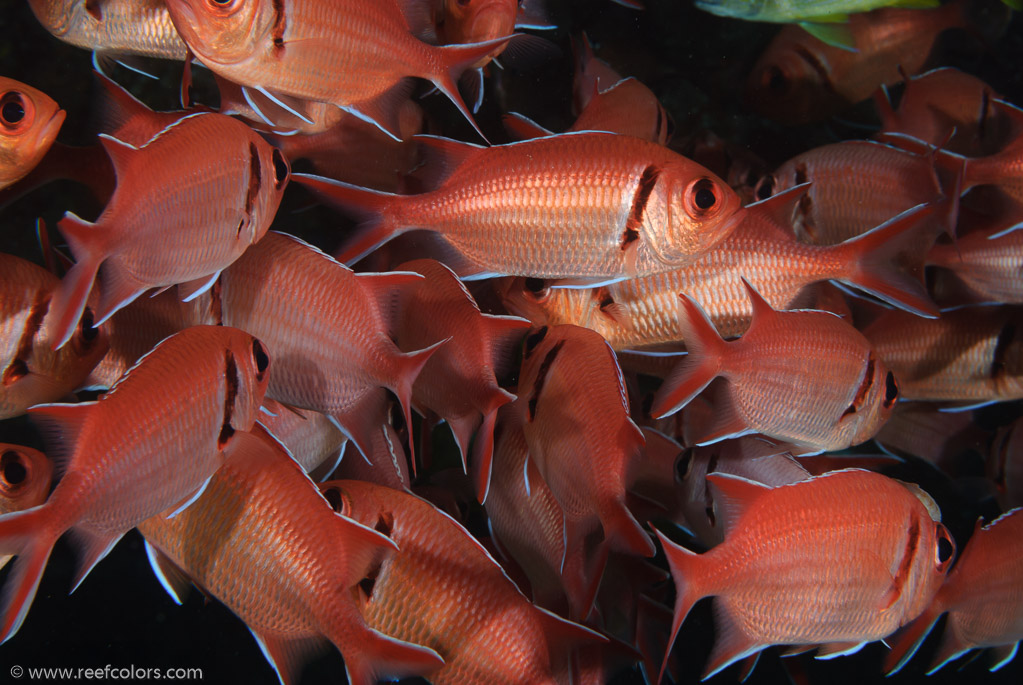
[
  {"x1": 523, "y1": 326, "x2": 548, "y2": 356},
  {"x1": 322, "y1": 486, "x2": 344, "y2": 513},
  {"x1": 883, "y1": 371, "x2": 898, "y2": 408},
  {"x1": 523, "y1": 278, "x2": 549, "y2": 300},
  {"x1": 252, "y1": 338, "x2": 270, "y2": 377},
  {"x1": 0, "y1": 92, "x2": 26, "y2": 127},
  {"x1": 78, "y1": 306, "x2": 99, "y2": 344},
  {"x1": 764, "y1": 65, "x2": 788, "y2": 95},
  {"x1": 935, "y1": 527, "x2": 955, "y2": 566},
  {"x1": 686, "y1": 178, "x2": 719, "y2": 216},
  {"x1": 1, "y1": 450, "x2": 27, "y2": 487},
  {"x1": 272, "y1": 148, "x2": 289, "y2": 190}
]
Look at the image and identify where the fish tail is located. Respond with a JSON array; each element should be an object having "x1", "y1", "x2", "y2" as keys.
[
  {"x1": 883, "y1": 606, "x2": 943, "y2": 676},
  {"x1": 49, "y1": 212, "x2": 103, "y2": 350},
  {"x1": 649, "y1": 293, "x2": 726, "y2": 419},
  {"x1": 292, "y1": 172, "x2": 406, "y2": 265},
  {"x1": 0, "y1": 505, "x2": 61, "y2": 643},
  {"x1": 471, "y1": 388, "x2": 516, "y2": 504},
  {"x1": 602, "y1": 498, "x2": 655, "y2": 558},
  {"x1": 654, "y1": 529, "x2": 704, "y2": 685},
  {"x1": 391, "y1": 337, "x2": 449, "y2": 474},
  {"x1": 343, "y1": 627, "x2": 443, "y2": 685},
  {"x1": 428, "y1": 36, "x2": 514, "y2": 141},
  {"x1": 835, "y1": 202, "x2": 940, "y2": 318}
]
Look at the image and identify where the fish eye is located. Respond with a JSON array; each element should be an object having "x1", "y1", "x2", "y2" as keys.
[
  {"x1": 523, "y1": 326, "x2": 548, "y2": 356},
  {"x1": 1, "y1": 450, "x2": 28, "y2": 488},
  {"x1": 252, "y1": 338, "x2": 270, "y2": 377},
  {"x1": 883, "y1": 371, "x2": 898, "y2": 408},
  {"x1": 272, "y1": 148, "x2": 289, "y2": 189},
  {"x1": 684, "y1": 178, "x2": 720, "y2": 217},
  {"x1": 205, "y1": 0, "x2": 240, "y2": 13},
  {"x1": 754, "y1": 175, "x2": 774, "y2": 200},
  {"x1": 675, "y1": 447, "x2": 695, "y2": 483},
  {"x1": 78, "y1": 306, "x2": 100, "y2": 344},
  {"x1": 523, "y1": 277, "x2": 549, "y2": 301},
  {"x1": 0, "y1": 91, "x2": 30, "y2": 130},
  {"x1": 763, "y1": 66, "x2": 788, "y2": 95},
  {"x1": 935, "y1": 527, "x2": 955, "y2": 567},
  {"x1": 322, "y1": 486, "x2": 344, "y2": 513}
]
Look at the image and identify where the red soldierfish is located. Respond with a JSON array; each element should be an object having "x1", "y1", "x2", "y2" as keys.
[
  {"x1": 320, "y1": 478, "x2": 604, "y2": 684},
  {"x1": 48, "y1": 111, "x2": 290, "y2": 349},
  {"x1": 516, "y1": 325, "x2": 655, "y2": 557},
  {"x1": 0, "y1": 445, "x2": 53, "y2": 571},
  {"x1": 0, "y1": 325, "x2": 271, "y2": 643},
  {"x1": 162, "y1": 0, "x2": 510, "y2": 140},
  {"x1": 1, "y1": 254, "x2": 108, "y2": 420},
  {"x1": 26, "y1": 0, "x2": 189, "y2": 60},
  {"x1": 392, "y1": 259, "x2": 529, "y2": 500},
  {"x1": 927, "y1": 222, "x2": 1023, "y2": 305},
  {"x1": 0, "y1": 77, "x2": 65, "y2": 190},
  {"x1": 138, "y1": 429, "x2": 443, "y2": 685},
  {"x1": 300, "y1": 131, "x2": 744, "y2": 282},
  {"x1": 656, "y1": 469, "x2": 956, "y2": 681},
  {"x1": 497, "y1": 188, "x2": 939, "y2": 350},
  {"x1": 886, "y1": 508, "x2": 1023, "y2": 675},
  {"x1": 863, "y1": 305, "x2": 1023, "y2": 405},
  {"x1": 652, "y1": 280, "x2": 899, "y2": 454},
  {"x1": 218, "y1": 231, "x2": 443, "y2": 465}
]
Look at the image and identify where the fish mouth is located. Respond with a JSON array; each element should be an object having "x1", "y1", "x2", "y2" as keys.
[{"x1": 33, "y1": 108, "x2": 66, "y2": 153}]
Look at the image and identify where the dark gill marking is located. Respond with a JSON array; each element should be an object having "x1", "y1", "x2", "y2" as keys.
[
  {"x1": 219, "y1": 349, "x2": 239, "y2": 448},
  {"x1": 271, "y1": 0, "x2": 286, "y2": 50},
  {"x1": 622, "y1": 165, "x2": 660, "y2": 250},
  {"x1": 242, "y1": 142, "x2": 261, "y2": 235},
  {"x1": 843, "y1": 354, "x2": 876, "y2": 418},
  {"x1": 704, "y1": 452, "x2": 719, "y2": 527},
  {"x1": 888, "y1": 518, "x2": 920, "y2": 607},
  {"x1": 792, "y1": 44, "x2": 840, "y2": 99},
  {"x1": 527, "y1": 340, "x2": 565, "y2": 421},
  {"x1": 990, "y1": 322, "x2": 1016, "y2": 380},
  {"x1": 3, "y1": 294, "x2": 50, "y2": 386}
]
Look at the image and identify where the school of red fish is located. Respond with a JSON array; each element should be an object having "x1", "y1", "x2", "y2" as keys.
[{"x1": 1, "y1": 0, "x2": 1022, "y2": 683}]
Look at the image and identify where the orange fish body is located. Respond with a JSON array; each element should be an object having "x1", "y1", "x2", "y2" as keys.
[
  {"x1": 961, "y1": 100, "x2": 1023, "y2": 214},
  {"x1": 652, "y1": 281, "x2": 899, "y2": 454},
  {"x1": 138, "y1": 430, "x2": 442, "y2": 685},
  {"x1": 321, "y1": 478, "x2": 602, "y2": 684},
  {"x1": 767, "y1": 140, "x2": 948, "y2": 245},
  {"x1": 27, "y1": 0, "x2": 188, "y2": 59},
  {"x1": 393, "y1": 259, "x2": 528, "y2": 499},
  {"x1": 0, "y1": 325, "x2": 270, "y2": 643},
  {"x1": 864, "y1": 306, "x2": 1023, "y2": 404},
  {"x1": 0, "y1": 445, "x2": 53, "y2": 571},
  {"x1": 517, "y1": 325, "x2": 654, "y2": 558},
  {"x1": 745, "y1": 1, "x2": 985, "y2": 124},
  {"x1": 163, "y1": 0, "x2": 507, "y2": 139},
  {"x1": 875, "y1": 67, "x2": 1008, "y2": 157},
  {"x1": 927, "y1": 222, "x2": 1023, "y2": 305},
  {"x1": 886, "y1": 508, "x2": 1023, "y2": 675},
  {"x1": 1, "y1": 254, "x2": 108, "y2": 420},
  {"x1": 485, "y1": 405, "x2": 608, "y2": 620},
  {"x1": 302, "y1": 131, "x2": 743, "y2": 280},
  {"x1": 219, "y1": 231, "x2": 440, "y2": 463},
  {"x1": 438, "y1": 0, "x2": 518, "y2": 69},
  {"x1": 0, "y1": 77, "x2": 65, "y2": 190},
  {"x1": 49, "y1": 111, "x2": 290, "y2": 349},
  {"x1": 499, "y1": 189, "x2": 937, "y2": 349},
  {"x1": 253, "y1": 401, "x2": 347, "y2": 476},
  {"x1": 657, "y1": 469, "x2": 956, "y2": 680},
  {"x1": 85, "y1": 287, "x2": 218, "y2": 390}
]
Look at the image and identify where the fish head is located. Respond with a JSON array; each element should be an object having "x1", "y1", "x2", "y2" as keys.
[
  {"x1": 0, "y1": 77, "x2": 65, "y2": 189},
  {"x1": 164, "y1": 0, "x2": 275, "y2": 66},
  {"x1": 744, "y1": 32, "x2": 845, "y2": 125},
  {"x1": 895, "y1": 483, "x2": 956, "y2": 619},
  {"x1": 0, "y1": 444, "x2": 53, "y2": 516},
  {"x1": 250, "y1": 138, "x2": 290, "y2": 243},
  {"x1": 496, "y1": 277, "x2": 599, "y2": 330},
  {"x1": 443, "y1": 0, "x2": 517, "y2": 45},
  {"x1": 647, "y1": 165, "x2": 742, "y2": 266},
  {"x1": 836, "y1": 352, "x2": 900, "y2": 448},
  {"x1": 226, "y1": 329, "x2": 273, "y2": 434}
]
